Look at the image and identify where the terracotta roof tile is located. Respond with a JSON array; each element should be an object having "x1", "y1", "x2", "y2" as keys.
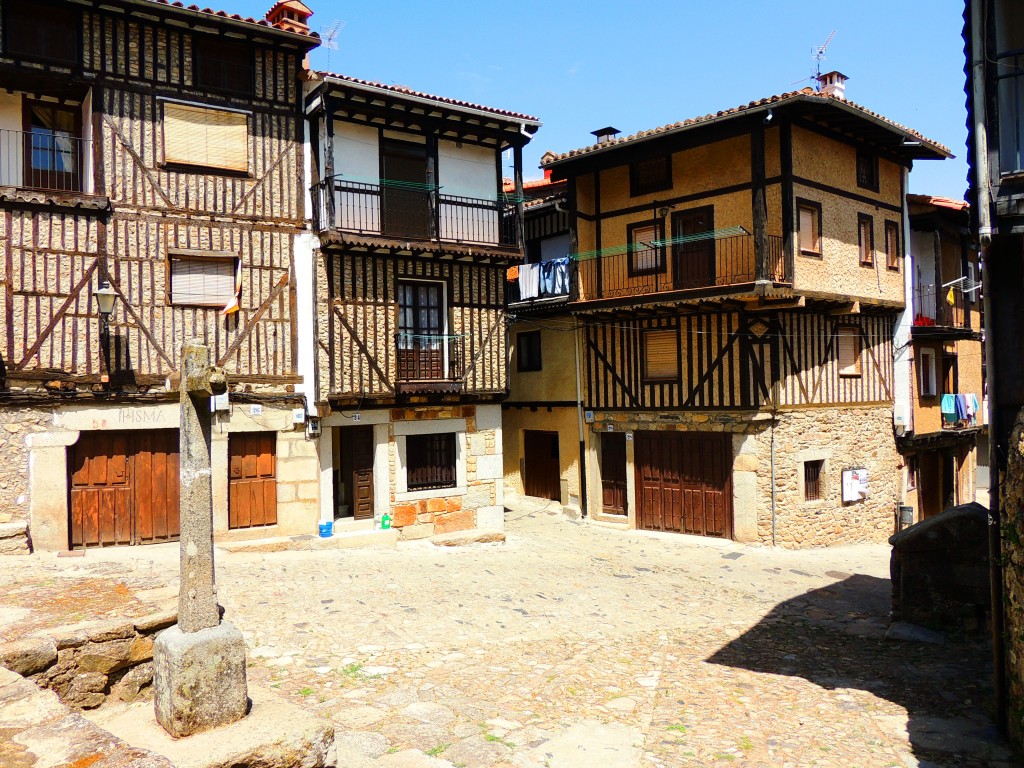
[
  {"x1": 543, "y1": 88, "x2": 950, "y2": 164},
  {"x1": 907, "y1": 193, "x2": 969, "y2": 211},
  {"x1": 144, "y1": 0, "x2": 320, "y2": 39},
  {"x1": 317, "y1": 71, "x2": 540, "y2": 123}
]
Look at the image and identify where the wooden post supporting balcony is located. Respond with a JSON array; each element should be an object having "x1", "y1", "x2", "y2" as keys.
[{"x1": 751, "y1": 122, "x2": 769, "y2": 281}]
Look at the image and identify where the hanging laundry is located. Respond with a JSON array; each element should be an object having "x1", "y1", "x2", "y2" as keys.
[
  {"x1": 519, "y1": 262, "x2": 541, "y2": 299},
  {"x1": 539, "y1": 260, "x2": 555, "y2": 296},
  {"x1": 940, "y1": 393, "x2": 957, "y2": 426},
  {"x1": 955, "y1": 393, "x2": 968, "y2": 422}
]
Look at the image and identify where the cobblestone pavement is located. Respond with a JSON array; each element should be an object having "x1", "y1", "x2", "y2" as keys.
[{"x1": 1, "y1": 497, "x2": 1016, "y2": 767}]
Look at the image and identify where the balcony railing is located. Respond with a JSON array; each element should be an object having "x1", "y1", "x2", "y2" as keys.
[
  {"x1": 395, "y1": 333, "x2": 464, "y2": 386},
  {"x1": 574, "y1": 233, "x2": 785, "y2": 303},
  {"x1": 313, "y1": 177, "x2": 519, "y2": 247},
  {"x1": 0, "y1": 127, "x2": 88, "y2": 193},
  {"x1": 506, "y1": 257, "x2": 571, "y2": 306},
  {"x1": 913, "y1": 282, "x2": 968, "y2": 329},
  {"x1": 940, "y1": 393, "x2": 981, "y2": 430}
]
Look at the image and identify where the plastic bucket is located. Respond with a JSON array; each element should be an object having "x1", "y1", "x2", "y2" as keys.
[{"x1": 318, "y1": 520, "x2": 333, "y2": 538}]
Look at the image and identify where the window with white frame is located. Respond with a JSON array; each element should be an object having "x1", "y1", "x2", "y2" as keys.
[{"x1": 919, "y1": 347, "x2": 937, "y2": 397}]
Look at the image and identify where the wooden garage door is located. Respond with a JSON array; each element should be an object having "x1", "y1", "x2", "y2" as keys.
[
  {"x1": 69, "y1": 430, "x2": 180, "y2": 549},
  {"x1": 635, "y1": 431, "x2": 732, "y2": 538},
  {"x1": 524, "y1": 430, "x2": 560, "y2": 501},
  {"x1": 228, "y1": 432, "x2": 277, "y2": 529}
]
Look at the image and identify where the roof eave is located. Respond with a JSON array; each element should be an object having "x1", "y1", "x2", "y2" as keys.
[{"x1": 129, "y1": 0, "x2": 320, "y2": 49}]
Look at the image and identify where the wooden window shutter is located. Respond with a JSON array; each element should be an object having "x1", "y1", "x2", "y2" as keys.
[
  {"x1": 837, "y1": 326, "x2": 862, "y2": 377},
  {"x1": 858, "y1": 215, "x2": 874, "y2": 266},
  {"x1": 644, "y1": 329, "x2": 678, "y2": 380},
  {"x1": 885, "y1": 221, "x2": 900, "y2": 270},
  {"x1": 169, "y1": 254, "x2": 238, "y2": 307},
  {"x1": 799, "y1": 205, "x2": 820, "y2": 254},
  {"x1": 163, "y1": 102, "x2": 249, "y2": 172}
]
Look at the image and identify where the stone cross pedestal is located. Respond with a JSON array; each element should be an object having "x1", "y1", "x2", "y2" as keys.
[{"x1": 153, "y1": 339, "x2": 248, "y2": 737}]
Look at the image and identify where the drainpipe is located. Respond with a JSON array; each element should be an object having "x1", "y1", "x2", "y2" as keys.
[
  {"x1": 970, "y1": 0, "x2": 1006, "y2": 735},
  {"x1": 770, "y1": 383, "x2": 780, "y2": 547},
  {"x1": 574, "y1": 317, "x2": 588, "y2": 518}
]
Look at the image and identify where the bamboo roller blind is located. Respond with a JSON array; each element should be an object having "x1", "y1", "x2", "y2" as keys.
[
  {"x1": 163, "y1": 102, "x2": 249, "y2": 172},
  {"x1": 169, "y1": 255, "x2": 237, "y2": 307},
  {"x1": 644, "y1": 330, "x2": 678, "y2": 380},
  {"x1": 838, "y1": 326, "x2": 862, "y2": 377}
]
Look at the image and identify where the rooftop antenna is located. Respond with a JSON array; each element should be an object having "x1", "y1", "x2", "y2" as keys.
[
  {"x1": 813, "y1": 30, "x2": 837, "y2": 84},
  {"x1": 321, "y1": 19, "x2": 346, "y2": 69}
]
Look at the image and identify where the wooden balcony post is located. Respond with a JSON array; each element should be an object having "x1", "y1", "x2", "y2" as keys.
[
  {"x1": 780, "y1": 117, "x2": 795, "y2": 283},
  {"x1": 427, "y1": 133, "x2": 439, "y2": 240},
  {"x1": 513, "y1": 142, "x2": 525, "y2": 252},
  {"x1": 751, "y1": 121, "x2": 769, "y2": 281},
  {"x1": 323, "y1": 99, "x2": 336, "y2": 229}
]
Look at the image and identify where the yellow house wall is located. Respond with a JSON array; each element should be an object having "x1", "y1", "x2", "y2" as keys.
[
  {"x1": 791, "y1": 126, "x2": 905, "y2": 304},
  {"x1": 501, "y1": 407, "x2": 581, "y2": 503},
  {"x1": 508, "y1": 322, "x2": 578, "y2": 403}
]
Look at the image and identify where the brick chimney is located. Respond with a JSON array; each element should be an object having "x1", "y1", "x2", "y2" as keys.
[
  {"x1": 817, "y1": 70, "x2": 848, "y2": 100},
  {"x1": 266, "y1": 0, "x2": 313, "y2": 34}
]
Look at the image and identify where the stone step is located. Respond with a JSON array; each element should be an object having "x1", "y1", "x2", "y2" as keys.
[
  {"x1": 216, "y1": 528, "x2": 398, "y2": 554},
  {"x1": 430, "y1": 528, "x2": 506, "y2": 547}
]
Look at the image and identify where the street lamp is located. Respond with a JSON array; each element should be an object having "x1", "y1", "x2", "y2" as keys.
[{"x1": 93, "y1": 283, "x2": 117, "y2": 383}]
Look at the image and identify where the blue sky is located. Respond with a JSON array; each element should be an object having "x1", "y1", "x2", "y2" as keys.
[{"x1": 239, "y1": 0, "x2": 968, "y2": 198}]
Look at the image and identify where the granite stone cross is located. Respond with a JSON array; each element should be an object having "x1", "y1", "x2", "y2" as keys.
[{"x1": 153, "y1": 339, "x2": 248, "y2": 737}]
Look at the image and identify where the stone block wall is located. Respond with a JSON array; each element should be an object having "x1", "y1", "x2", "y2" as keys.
[
  {"x1": 0, "y1": 407, "x2": 49, "y2": 553},
  {"x1": 1001, "y1": 409, "x2": 1024, "y2": 745},
  {"x1": 0, "y1": 608, "x2": 176, "y2": 709}
]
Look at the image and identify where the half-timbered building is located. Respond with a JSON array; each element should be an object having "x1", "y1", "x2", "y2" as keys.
[
  {"x1": 304, "y1": 73, "x2": 538, "y2": 537},
  {"x1": 508, "y1": 73, "x2": 949, "y2": 547},
  {"x1": 0, "y1": 0, "x2": 319, "y2": 552},
  {"x1": 894, "y1": 194, "x2": 984, "y2": 523}
]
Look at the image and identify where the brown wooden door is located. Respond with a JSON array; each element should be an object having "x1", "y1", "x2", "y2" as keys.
[
  {"x1": 601, "y1": 433, "x2": 627, "y2": 515},
  {"x1": 351, "y1": 426, "x2": 375, "y2": 521},
  {"x1": 228, "y1": 432, "x2": 277, "y2": 529},
  {"x1": 672, "y1": 207, "x2": 715, "y2": 289},
  {"x1": 524, "y1": 430, "x2": 560, "y2": 501},
  {"x1": 382, "y1": 139, "x2": 431, "y2": 239},
  {"x1": 635, "y1": 431, "x2": 732, "y2": 538},
  {"x1": 69, "y1": 430, "x2": 180, "y2": 549}
]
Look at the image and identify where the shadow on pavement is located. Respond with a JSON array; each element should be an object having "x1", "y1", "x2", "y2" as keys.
[{"x1": 706, "y1": 575, "x2": 1017, "y2": 767}]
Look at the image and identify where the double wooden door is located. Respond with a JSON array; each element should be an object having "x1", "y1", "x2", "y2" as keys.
[
  {"x1": 635, "y1": 431, "x2": 732, "y2": 538},
  {"x1": 228, "y1": 432, "x2": 277, "y2": 529},
  {"x1": 523, "y1": 430, "x2": 561, "y2": 502},
  {"x1": 69, "y1": 430, "x2": 180, "y2": 549}
]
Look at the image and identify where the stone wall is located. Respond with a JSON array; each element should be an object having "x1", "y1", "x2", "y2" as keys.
[
  {"x1": 0, "y1": 608, "x2": 176, "y2": 709},
  {"x1": 0, "y1": 407, "x2": 49, "y2": 553},
  {"x1": 1001, "y1": 409, "x2": 1024, "y2": 745},
  {"x1": 754, "y1": 405, "x2": 899, "y2": 547}
]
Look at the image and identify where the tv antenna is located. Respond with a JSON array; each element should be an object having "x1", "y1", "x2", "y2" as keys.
[
  {"x1": 790, "y1": 29, "x2": 837, "y2": 88},
  {"x1": 321, "y1": 19, "x2": 346, "y2": 69}
]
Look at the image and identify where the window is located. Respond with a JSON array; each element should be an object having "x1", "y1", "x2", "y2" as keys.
[
  {"x1": 397, "y1": 281, "x2": 448, "y2": 380},
  {"x1": 906, "y1": 455, "x2": 917, "y2": 490},
  {"x1": 169, "y1": 252, "x2": 239, "y2": 308},
  {"x1": 163, "y1": 102, "x2": 249, "y2": 173},
  {"x1": 517, "y1": 331, "x2": 542, "y2": 372},
  {"x1": 858, "y1": 214, "x2": 874, "y2": 266},
  {"x1": 837, "y1": 325, "x2": 862, "y2": 377},
  {"x1": 193, "y1": 36, "x2": 254, "y2": 96},
  {"x1": 885, "y1": 221, "x2": 901, "y2": 271},
  {"x1": 856, "y1": 148, "x2": 878, "y2": 191},
  {"x1": 919, "y1": 348, "x2": 937, "y2": 397},
  {"x1": 804, "y1": 460, "x2": 824, "y2": 502},
  {"x1": 629, "y1": 155, "x2": 672, "y2": 196},
  {"x1": 4, "y1": 0, "x2": 78, "y2": 64},
  {"x1": 24, "y1": 102, "x2": 81, "y2": 192},
  {"x1": 406, "y1": 433, "x2": 457, "y2": 491},
  {"x1": 628, "y1": 221, "x2": 665, "y2": 275},
  {"x1": 797, "y1": 199, "x2": 822, "y2": 256},
  {"x1": 643, "y1": 329, "x2": 678, "y2": 381}
]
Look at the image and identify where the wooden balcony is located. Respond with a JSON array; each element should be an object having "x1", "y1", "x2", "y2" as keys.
[
  {"x1": 313, "y1": 177, "x2": 519, "y2": 249},
  {"x1": 574, "y1": 233, "x2": 786, "y2": 306},
  {"x1": 394, "y1": 333, "x2": 464, "y2": 394},
  {"x1": 911, "y1": 283, "x2": 980, "y2": 340}
]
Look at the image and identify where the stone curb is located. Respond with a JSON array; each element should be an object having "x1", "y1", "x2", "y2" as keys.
[{"x1": 430, "y1": 528, "x2": 506, "y2": 547}]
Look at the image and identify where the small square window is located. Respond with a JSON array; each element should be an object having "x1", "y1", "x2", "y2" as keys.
[
  {"x1": 856, "y1": 149, "x2": 879, "y2": 191},
  {"x1": 168, "y1": 253, "x2": 239, "y2": 308},
  {"x1": 798, "y1": 199, "x2": 822, "y2": 256},
  {"x1": 406, "y1": 433, "x2": 456, "y2": 491},
  {"x1": 804, "y1": 459, "x2": 824, "y2": 502},
  {"x1": 629, "y1": 155, "x2": 672, "y2": 196},
  {"x1": 858, "y1": 214, "x2": 874, "y2": 267},
  {"x1": 643, "y1": 329, "x2": 678, "y2": 381},
  {"x1": 885, "y1": 221, "x2": 901, "y2": 271},
  {"x1": 628, "y1": 221, "x2": 665, "y2": 275},
  {"x1": 838, "y1": 325, "x2": 862, "y2": 377},
  {"x1": 517, "y1": 330, "x2": 542, "y2": 372}
]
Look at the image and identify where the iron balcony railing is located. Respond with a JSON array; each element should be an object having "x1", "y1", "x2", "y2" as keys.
[
  {"x1": 913, "y1": 282, "x2": 968, "y2": 329},
  {"x1": 313, "y1": 177, "x2": 519, "y2": 247},
  {"x1": 574, "y1": 233, "x2": 785, "y2": 303},
  {"x1": 394, "y1": 333, "x2": 464, "y2": 382},
  {"x1": 940, "y1": 393, "x2": 981, "y2": 430},
  {"x1": 0, "y1": 127, "x2": 89, "y2": 193}
]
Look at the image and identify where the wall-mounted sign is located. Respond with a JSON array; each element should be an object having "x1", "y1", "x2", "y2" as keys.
[
  {"x1": 584, "y1": 410, "x2": 595, "y2": 424},
  {"x1": 842, "y1": 468, "x2": 869, "y2": 503}
]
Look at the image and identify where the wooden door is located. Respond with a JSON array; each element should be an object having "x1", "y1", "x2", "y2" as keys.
[
  {"x1": 228, "y1": 432, "x2": 277, "y2": 529},
  {"x1": 351, "y1": 426, "x2": 375, "y2": 521},
  {"x1": 382, "y1": 139, "x2": 431, "y2": 240},
  {"x1": 672, "y1": 207, "x2": 715, "y2": 289},
  {"x1": 635, "y1": 431, "x2": 732, "y2": 538},
  {"x1": 601, "y1": 433, "x2": 627, "y2": 515},
  {"x1": 524, "y1": 430, "x2": 560, "y2": 501},
  {"x1": 69, "y1": 430, "x2": 180, "y2": 549}
]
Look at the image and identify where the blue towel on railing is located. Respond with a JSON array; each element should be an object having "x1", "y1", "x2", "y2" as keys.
[{"x1": 940, "y1": 394, "x2": 956, "y2": 414}]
